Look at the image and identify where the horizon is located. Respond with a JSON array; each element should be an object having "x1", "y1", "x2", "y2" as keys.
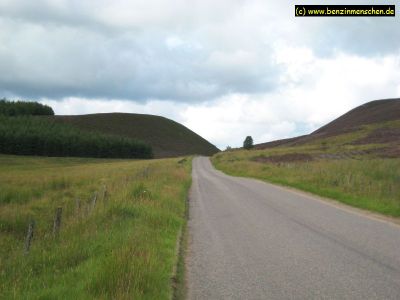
[
  {"x1": 6, "y1": 96, "x2": 397, "y2": 150},
  {"x1": 1, "y1": 0, "x2": 399, "y2": 148}
]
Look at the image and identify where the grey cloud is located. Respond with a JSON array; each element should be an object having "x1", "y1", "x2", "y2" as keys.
[
  {"x1": 0, "y1": 7, "x2": 281, "y2": 102},
  {"x1": 292, "y1": 0, "x2": 400, "y2": 57},
  {"x1": 309, "y1": 18, "x2": 400, "y2": 57},
  {"x1": 0, "y1": 0, "x2": 398, "y2": 103}
]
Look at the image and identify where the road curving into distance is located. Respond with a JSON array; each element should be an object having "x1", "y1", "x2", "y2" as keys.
[{"x1": 187, "y1": 157, "x2": 400, "y2": 299}]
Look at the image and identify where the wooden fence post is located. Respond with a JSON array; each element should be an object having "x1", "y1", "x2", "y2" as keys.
[
  {"x1": 75, "y1": 198, "x2": 81, "y2": 213},
  {"x1": 24, "y1": 220, "x2": 35, "y2": 255},
  {"x1": 92, "y1": 192, "x2": 98, "y2": 210},
  {"x1": 53, "y1": 207, "x2": 62, "y2": 238},
  {"x1": 102, "y1": 185, "x2": 108, "y2": 203}
]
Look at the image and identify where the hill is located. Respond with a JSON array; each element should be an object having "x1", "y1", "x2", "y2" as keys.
[
  {"x1": 0, "y1": 99, "x2": 153, "y2": 159},
  {"x1": 212, "y1": 98, "x2": 400, "y2": 217},
  {"x1": 255, "y1": 98, "x2": 400, "y2": 152},
  {"x1": 0, "y1": 116, "x2": 152, "y2": 159},
  {"x1": 53, "y1": 113, "x2": 219, "y2": 158},
  {"x1": 313, "y1": 98, "x2": 400, "y2": 135}
]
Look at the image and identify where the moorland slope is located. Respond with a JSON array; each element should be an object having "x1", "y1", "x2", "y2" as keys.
[{"x1": 54, "y1": 113, "x2": 219, "y2": 158}]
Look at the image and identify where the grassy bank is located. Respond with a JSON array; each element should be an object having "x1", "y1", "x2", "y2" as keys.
[
  {"x1": 212, "y1": 152, "x2": 400, "y2": 217},
  {"x1": 0, "y1": 155, "x2": 191, "y2": 299}
]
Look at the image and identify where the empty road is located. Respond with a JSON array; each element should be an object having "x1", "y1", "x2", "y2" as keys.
[{"x1": 187, "y1": 157, "x2": 400, "y2": 299}]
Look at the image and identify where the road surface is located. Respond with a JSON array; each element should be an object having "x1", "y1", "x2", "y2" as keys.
[{"x1": 187, "y1": 157, "x2": 400, "y2": 299}]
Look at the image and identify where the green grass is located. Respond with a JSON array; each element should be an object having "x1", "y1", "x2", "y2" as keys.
[
  {"x1": 0, "y1": 154, "x2": 192, "y2": 299},
  {"x1": 52, "y1": 113, "x2": 219, "y2": 158},
  {"x1": 212, "y1": 119, "x2": 400, "y2": 217},
  {"x1": 172, "y1": 193, "x2": 190, "y2": 300},
  {"x1": 213, "y1": 156, "x2": 400, "y2": 216}
]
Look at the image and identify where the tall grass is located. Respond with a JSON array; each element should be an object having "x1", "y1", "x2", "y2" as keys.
[
  {"x1": 212, "y1": 153, "x2": 400, "y2": 217},
  {"x1": 0, "y1": 155, "x2": 191, "y2": 299}
]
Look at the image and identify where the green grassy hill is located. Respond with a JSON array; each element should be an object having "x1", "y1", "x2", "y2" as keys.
[
  {"x1": 53, "y1": 113, "x2": 219, "y2": 158},
  {"x1": 213, "y1": 98, "x2": 400, "y2": 217}
]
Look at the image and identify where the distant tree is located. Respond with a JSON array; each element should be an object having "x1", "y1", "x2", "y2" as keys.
[
  {"x1": 243, "y1": 136, "x2": 254, "y2": 150},
  {"x1": 225, "y1": 146, "x2": 232, "y2": 151},
  {"x1": 0, "y1": 98, "x2": 54, "y2": 116}
]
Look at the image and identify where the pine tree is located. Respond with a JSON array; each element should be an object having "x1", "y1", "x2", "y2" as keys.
[{"x1": 243, "y1": 136, "x2": 254, "y2": 150}]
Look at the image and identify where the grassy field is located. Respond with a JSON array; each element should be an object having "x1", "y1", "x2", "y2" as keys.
[
  {"x1": 212, "y1": 121, "x2": 400, "y2": 217},
  {"x1": 0, "y1": 155, "x2": 191, "y2": 299}
]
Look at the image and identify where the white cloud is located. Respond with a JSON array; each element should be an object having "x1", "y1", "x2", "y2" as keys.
[
  {"x1": 42, "y1": 47, "x2": 400, "y2": 149},
  {"x1": 1, "y1": 0, "x2": 400, "y2": 149},
  {"x1": 180, "y1": 48, "x2": 400, "y2": 148},
  {"x1": 165, "y1": 36, "x2": 185, "y2": 50},
  {"x1": 40, "y1": 46, "x2": 400, "y2": 149}
]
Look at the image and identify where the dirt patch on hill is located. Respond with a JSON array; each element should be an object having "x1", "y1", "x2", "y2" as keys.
[
  {"x1": 376, "y1": 145, "x2": 400, "y2": 158},
  {"x1": 251, "y1": 153, "x2": 314, "y2": 163},
  {"x1": 351, "y1": 127, "x2": 400, "y2": 145}
]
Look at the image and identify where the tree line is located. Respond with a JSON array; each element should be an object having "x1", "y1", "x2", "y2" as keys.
[
  {"x1": 0, "y1": 116, "x2": 153, "y2": 159},
  {"x1": 0, "y1": 98, "x2": 54, "y2": 116}
]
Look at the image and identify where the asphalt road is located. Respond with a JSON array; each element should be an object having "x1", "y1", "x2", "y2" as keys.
[{"x1": 187, "y1": 157, "x2": 400, "y2": 299}]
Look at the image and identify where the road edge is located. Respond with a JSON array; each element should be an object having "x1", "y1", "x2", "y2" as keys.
[
  {"x1": 211, "y1": 159, "x2": 400, "y2": 228},
  {"x1": 171, "y1": 159, "x2": 192, "y2": 300}
]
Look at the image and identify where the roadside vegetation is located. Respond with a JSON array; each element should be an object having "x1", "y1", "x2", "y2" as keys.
[
  {"x1": 212, "y1": 121, "x2": 400, "y2": 217},
  {"x1": 0, "y1": 155, "x2": 191, "y2": 299}
]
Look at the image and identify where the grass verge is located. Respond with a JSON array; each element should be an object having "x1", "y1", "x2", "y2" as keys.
[
  {"x1": 172, "y1": 193, "x2": 190, "y2": 300},
  {"x1": 0, "y1": 154, "x2": 192, "y2": 299},
  {"x1": 212, "y1": 153, "x2": 400, "y2": 217}
]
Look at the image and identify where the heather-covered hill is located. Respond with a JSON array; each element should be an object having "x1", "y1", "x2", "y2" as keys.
[
  {"x1": 255, "y1": 98, "x2": 400, "y2": 152},
  {"x1": 54, "y1": 113, "x2": 219, "y2": 158}
]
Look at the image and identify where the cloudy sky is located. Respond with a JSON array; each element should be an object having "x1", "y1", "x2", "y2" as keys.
[{"x1": 1, "y1": 0, "x2": 399, "y2": 148}]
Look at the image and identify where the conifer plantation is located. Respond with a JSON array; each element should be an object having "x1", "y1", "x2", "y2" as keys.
[{"x1": 0, "y1": 100, "x2": 153, "y2": 159}]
